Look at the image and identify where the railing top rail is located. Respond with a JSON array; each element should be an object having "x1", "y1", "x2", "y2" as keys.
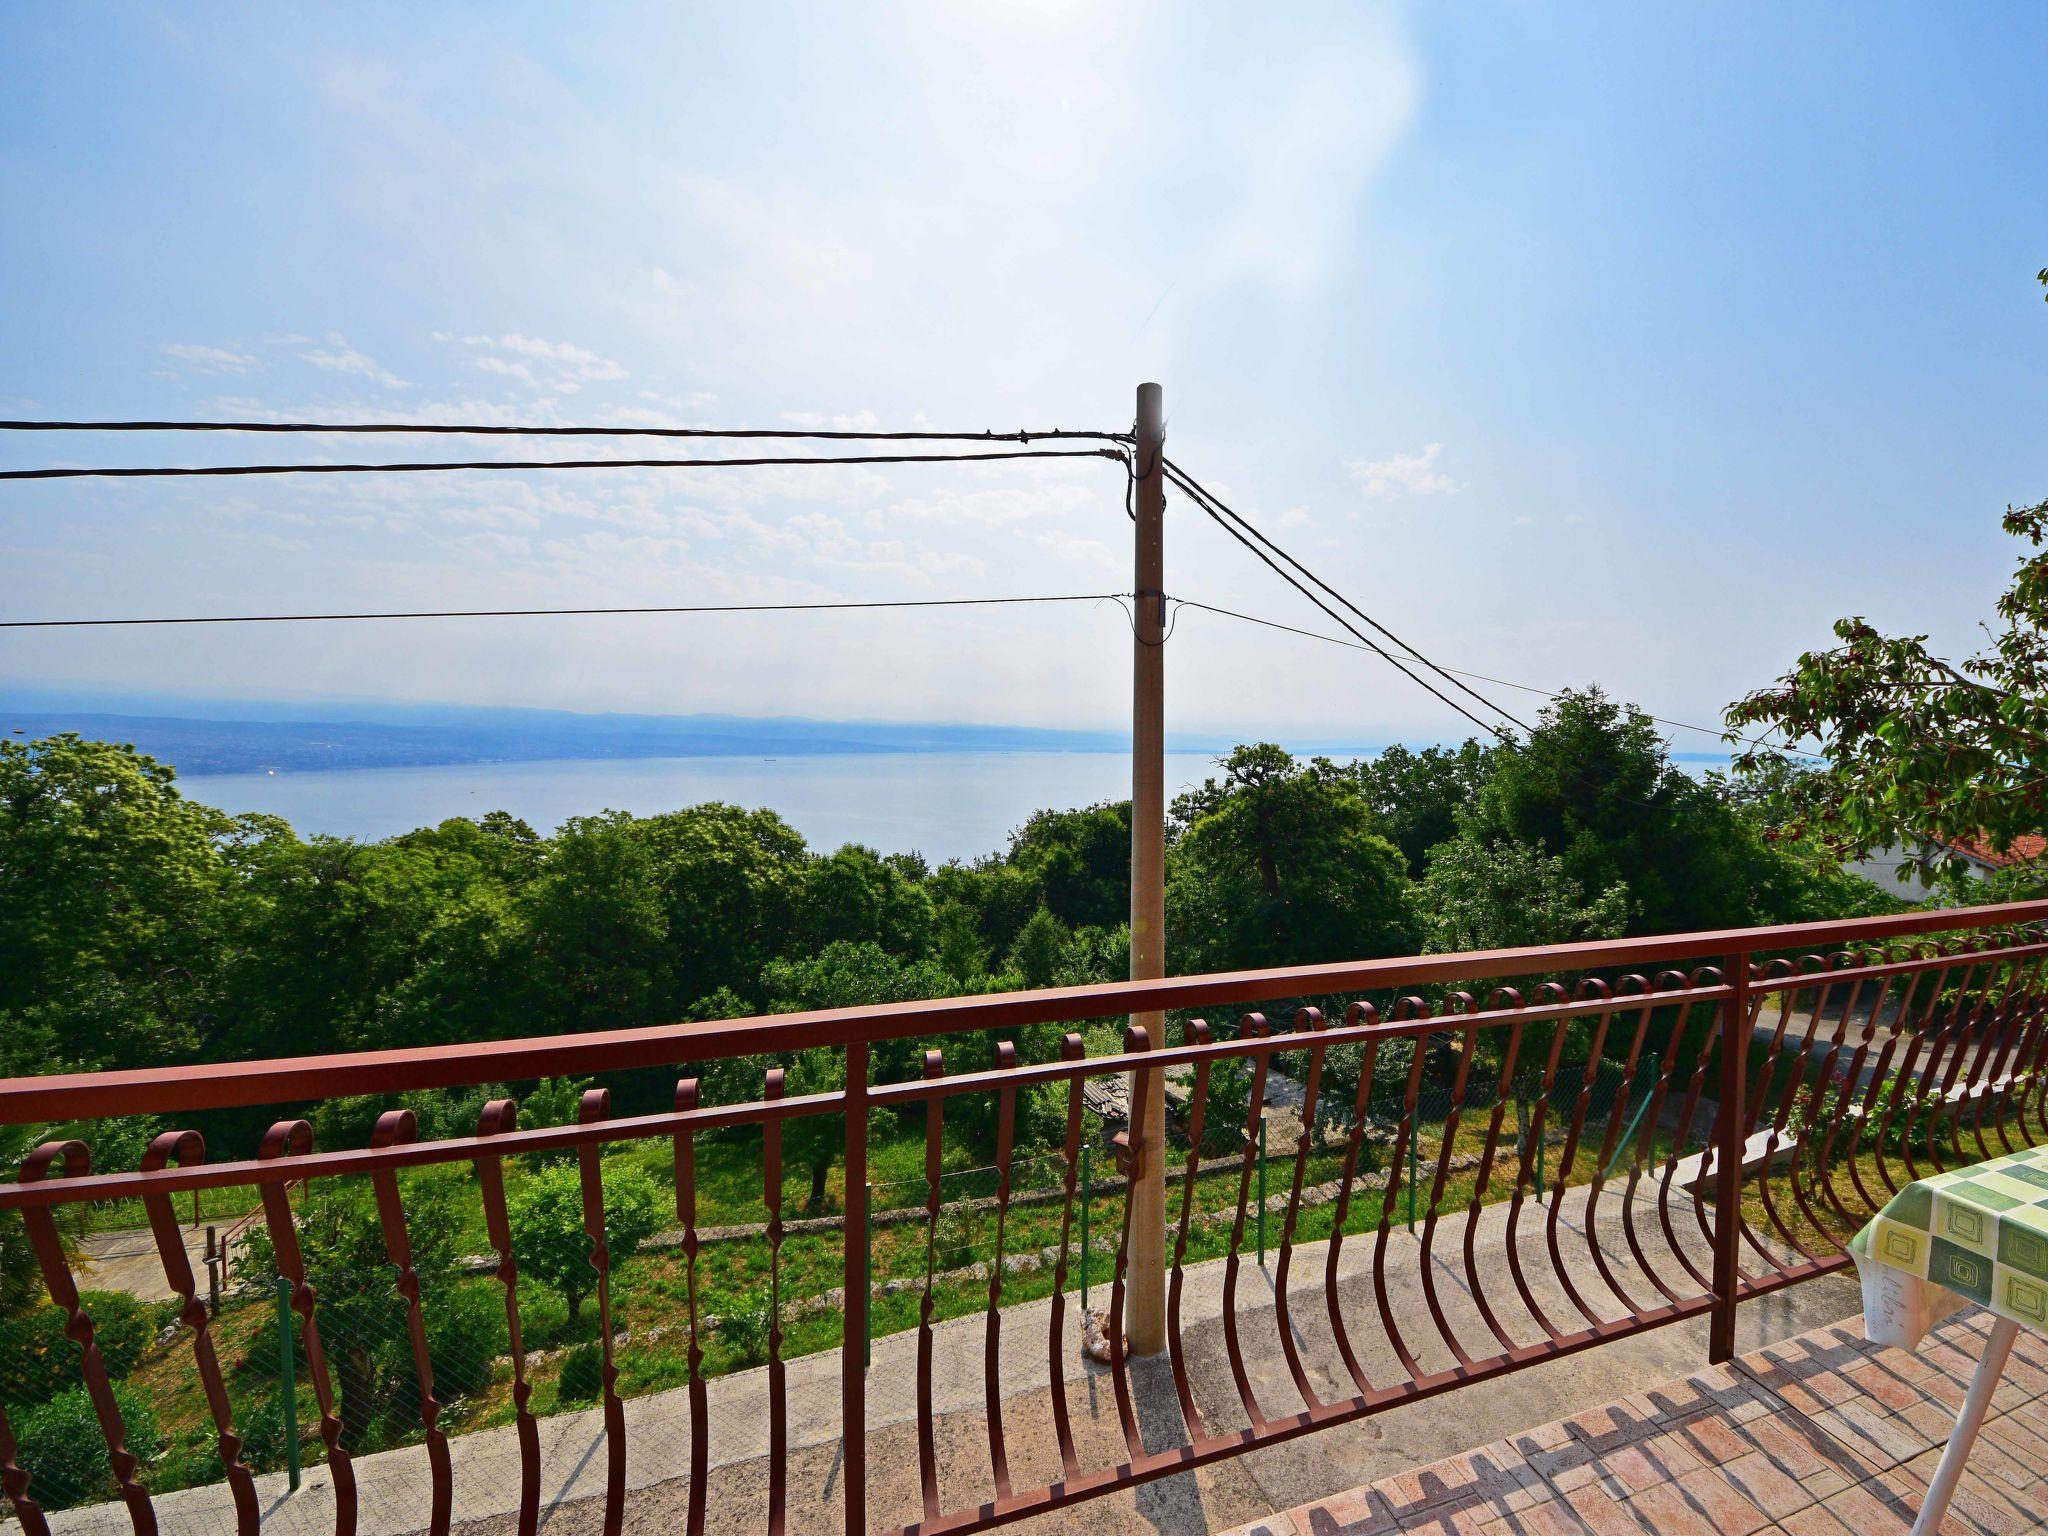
[{"x1": 4, "y1": 897, "x2": 2044, "y2": 1126}]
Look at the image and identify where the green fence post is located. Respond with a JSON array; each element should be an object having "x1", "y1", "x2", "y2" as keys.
[
  {"x1": 1256, "y1": 1116, "x2": 1267, "y2": 1266},
  {"x1": 863, "y1": 1181, "x2": 874, "y2": 1368},
  {"x1": 276, "y1": 1275, "x2": 300, "y2": 1493},
  {"x1": 1079, "y1": 1141, "x2": 1092, "y2": 1312},
  {"x1": 1601, "y1": 1052, "x2": 1662, "y2": 1182}
]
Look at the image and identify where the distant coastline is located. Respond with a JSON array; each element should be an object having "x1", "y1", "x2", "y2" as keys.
[
  {"x1": 0, "y1": 694, "x2": 1255, "y2": 778},
  {"x1": 0, "y1": 691, "x2": 1735, "y2": 780}
]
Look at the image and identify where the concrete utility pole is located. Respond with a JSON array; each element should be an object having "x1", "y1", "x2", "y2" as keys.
[{"x1": 1127, "y1": 381, "x2": 1168, "y2": 1355}]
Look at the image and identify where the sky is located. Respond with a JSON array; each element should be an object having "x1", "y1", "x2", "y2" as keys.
[{"x1": 2, "y1": 1, "x2": 2044, "y2": 751}]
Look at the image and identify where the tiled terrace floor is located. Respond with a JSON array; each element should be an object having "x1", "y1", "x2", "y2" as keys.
[{"x1": 1218, "y1": 1308, "x2": 2048, "y2": 1536}]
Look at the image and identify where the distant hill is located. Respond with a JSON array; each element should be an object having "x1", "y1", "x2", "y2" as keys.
[{"x1": 0, "y1": 701, "x2": 1232, "y2": 776}]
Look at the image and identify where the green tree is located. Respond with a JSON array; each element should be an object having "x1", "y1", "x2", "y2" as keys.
[
  {"x1": 1005, "y1": 907, "x2": 1070, "y2": 989},
  {"x1": 506, "y1": 1161, "x2": 662, "y2": 1327},
  {"x1": 1166, "y1": 744, "x2": 1417, "y2": 971},
  {"x1": 522, "y1": 813, "x2": 669, "y2": 1031},
  {"x1": 1006, "y1": 802, "x2": 1131, "y2": 931},
  {"x1": 1347, "y1": 740, "x2": 1493, "y2": 875},
  {"x1": 1466, "y1": 689, "x2": 1764, "y2": 935},
  {"x1": 1727, "y1": 497, "x2": 2048, "y2": 881},
  {"x1": 1415, "y1": 836, "x2": 1630, "y2": 956},
  {"x1": 635, "y1": 804, "x2": 808, "y2": 1008},
  {"x1": 0, "y1": 734, "x2": 238, "y2": 1073},
  {"x1": 797, "y1": 843, "x2": 935, "y2": 959}
]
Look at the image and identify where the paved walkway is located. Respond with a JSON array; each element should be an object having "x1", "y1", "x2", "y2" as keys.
[{"x1": 1219, "y1": 1307, "x2": 2048, "y2": 1536}]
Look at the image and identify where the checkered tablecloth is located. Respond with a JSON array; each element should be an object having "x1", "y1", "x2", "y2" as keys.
[{"x1": 1851, "y1": 1144, "x2": 2048, "y2": 1348}]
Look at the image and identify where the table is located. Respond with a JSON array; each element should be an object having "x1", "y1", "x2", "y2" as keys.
[{"x1": 1850, "y1": 1143, "x2": 2048, "y2": 1535}]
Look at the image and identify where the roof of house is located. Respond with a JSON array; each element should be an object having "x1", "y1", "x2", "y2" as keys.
[{"x1": 1942, "y1": 833, "x2": 2048, "y2": 868}]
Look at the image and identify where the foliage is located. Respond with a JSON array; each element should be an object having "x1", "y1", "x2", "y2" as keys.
[
  {"x1": 1005, "y1": 907, "x2": 1069, "y2": 989},
  {"x1": 0, "y1": 1290, "x2": 157, "y2": 1410},
  {"x1": 709, "y1": 1289, "x2": 771, "y2": 1367},
  {"x1": 1467, "y1": 688, "x2": 1831, "y2": 936},
  {"x1": 12, "y1": 1382, "x2": 164, "y2": 1511},
  {"x1": 506, "y1": 1161, "x2": 662, "y2": 1325},
  {"x1": 1727, "y1": 497, "x2": 2048, "y2": 881},
  {"x1": 1346, "y1": 740, "x2": 1493, "y2": 875},
  {"x1": 556, "y1": 1341, "x2": 605, "y2": 1403},
  {"x1": 1415, "y1": 836, "x2": 1631, "y2": 956},
  {"x1": 0, "y1": 734, "x2": 245, "y2": 1074},
  {"x1": 1167, "y1": 744, "x2": 1418, "y2": 972},
  {"x1": 1006, "y1": 803, "x2": 1131, "y2": 932}
]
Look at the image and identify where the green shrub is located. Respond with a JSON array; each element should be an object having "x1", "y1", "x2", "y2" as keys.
[
  {"x1": 423, "y1": 1283, "x2": 505, "y2": 1402},
  {"x1": 556, "y1": 1342, "x2": 604, "y2": 1403},
  {"x1": 231, "y1": 1389, "x2": 303, "y2": 1474},
  {"x1": 77, "y1": 1291, "x2": 156, "y2": 1379},
  {"x1": 0, "y1": 1291, "x2": 158, "y2": 1411},
  {"x1": 507, "y1": 1162, "x2": 663, "y2": 1325},
  {"x1": 13, "y1": 1382, "x2": 164, "y2": 1510},
  {"x1": 710, "y1": 1291, "x2": 770, "y2": 1367}
]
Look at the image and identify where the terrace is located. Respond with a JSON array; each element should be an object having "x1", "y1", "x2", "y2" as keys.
[{"x1": 4, "y1": 898, "x2": 2046, "y2": 1536}]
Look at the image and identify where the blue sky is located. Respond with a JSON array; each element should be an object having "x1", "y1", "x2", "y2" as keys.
[{"x1": 2, "y1": 2, "x2": 2043, "y2": 749}]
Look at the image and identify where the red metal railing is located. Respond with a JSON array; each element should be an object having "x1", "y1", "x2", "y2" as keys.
[{"x1": 3, "y1": 899, "x2": 2047, "y2": 1536}]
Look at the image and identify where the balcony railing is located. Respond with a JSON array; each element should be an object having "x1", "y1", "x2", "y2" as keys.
[{"x1": 3, "y1": 899, "x2": 2047, "y2": 1536}]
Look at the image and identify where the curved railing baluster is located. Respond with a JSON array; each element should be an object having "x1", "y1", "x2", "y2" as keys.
[
  {"x1": 258, "y1": 1120, "x2": 356, "y2": 1536},
  {"x1": 0, "y1": 1399, "x2": 47, "y2": 1536},
  {"x1": 915, "y1": 1051, "x2": 944, "y2": 1522},
  {"x1": 1653, "y1": 1004, "x2": 1720, "y2": 1294},
  {"x1": 574, "y1": 1089, "x2": 627, "y2": 1536},
  {"x1": 668, "y1": 1080, "x2": 709, "y2": 1536},
  {"x1": 1221, "y1": 1013, "x2": 1275, "y2": 1423},
  {"x1": 1501, "y1": 983, "x2": 1579, "y2": 1341},
  {"x1": 1045, "y1": 1034, "x2": 1087, "y2": 1481},
  {"x1": 474, "y1": 1101, "x2": 540, "y2": 1536},
  {"x1": 1544, "y1": 988, "x2": 1619, "y2": 1326},
  {"x1": 1270, "y1": 1007, "x2": 1328, "y2": 1411},
  {"x1": 1370, "y1": 1002, "x2": 1430, "y2": 1380},
  {"x1": 1167, "y1": 1019, "x2": 1213, "y2": 1439},
  {"x1": 1105, "y1": 1024, "x2": 1153, "y2": 1465},
  {"x1": 139, "y1": 1130, "x2": 259, "y2": 1536},
  {"x1": 1601, "y1": 977, "x2": 1688, "y2": 1307},
  {"x1": 367, "y1": 1111, "x2": 452, "y2": 1536},
  {"x1": 1415, "y1": 1010, "x2": 1480, "y2": 1364},
  {"x1": 983, "y1": 1040, "x2": 1019, "y2": 1502},
  {"x1": 1578, "y1": 991, "x2": 1656, "y2": 1314},
  {"x1": 18, "y1": 1142, "x2": 156, "y2": 1536},
  {"x1": 1460, "y1": 994, "x2": 1527, "y2": 1353},
  {"x1": 1324, "y1": 1004, "x2": 1381, "y2": 1397}
]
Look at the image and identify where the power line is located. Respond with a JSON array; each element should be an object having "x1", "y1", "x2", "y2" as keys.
[
  {"x1": 0, "y1": 418, "x2": 1129, "y2": 445},
  {"x1": 1165, "y1": 458, "x2": 1535, "y2": 734},
  {"x1": 1158, "y1": 463, "x2": 1517, "y2": 741},
  {"x1": 0, "y1": 447, "x2": 1125, "y2": 482},
  {"x1": 0, "y1": 592, "x2": 1130, "y2": 630},
  {"x1": 1170, "y1": 597, "x2": 1803, "y2": 756}
]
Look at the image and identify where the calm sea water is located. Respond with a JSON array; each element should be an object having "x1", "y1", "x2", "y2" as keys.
[{"x1": 182, "y1": 751, "x2": 1232, "y2": 862}]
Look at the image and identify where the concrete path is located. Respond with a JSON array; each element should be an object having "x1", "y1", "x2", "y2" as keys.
[
  {"x1": 16, "y1": 1181, "x2": 1861, "y2": 1536},
  {"x1": 74, "y1": 1224, "x2": 242, "y2": 1306}
]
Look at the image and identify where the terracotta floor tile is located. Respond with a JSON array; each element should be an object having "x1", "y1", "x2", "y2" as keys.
[
  {"x1": 1673, "y1": 1466, "x2": 1773, "y2": 1535},
  {"x1": 1718, "y1": 1450, "x2": 1816, "y2": 1522}
]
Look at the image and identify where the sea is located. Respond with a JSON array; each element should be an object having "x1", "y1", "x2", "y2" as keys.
[{"x1": 181, "y1": 751, "x2": 1237, "y2": 862}]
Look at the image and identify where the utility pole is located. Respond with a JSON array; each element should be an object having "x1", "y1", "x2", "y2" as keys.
[{"x1": 1127, "y1": 381, "x2": 1168, "y2": 1355}]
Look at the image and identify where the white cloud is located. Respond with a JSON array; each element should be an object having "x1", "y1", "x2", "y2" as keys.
[
  {"x1": 162, "y1": 342, "x2": 258, "y2": 375},
  {"x1": 298, "y1": 332, "x2": 410, "y2": 389},
  {"x1": 780, "y1": 409, "x2": 882, "y2": 431},
  {"x1": 436, "y1": 332, "x2": 627, "y2": 393},
  {"x1": 1351, "y1": 443, "x2": 1463, "y2": 500}
]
